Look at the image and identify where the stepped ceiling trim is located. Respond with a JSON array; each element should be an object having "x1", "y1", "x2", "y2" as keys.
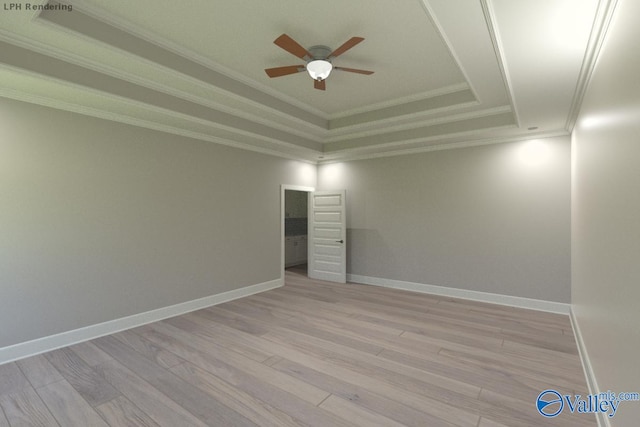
[{"x1": 0, "y1": 0, "x2": 612, "y2": 162}]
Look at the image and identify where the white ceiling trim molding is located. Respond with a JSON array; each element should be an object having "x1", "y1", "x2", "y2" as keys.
[
  {"x1": 325, "y1": 105, "x2": 512, "y2": 143},
  {"x1": 319, "y1": 129, "x2": 570, "y2": 164},
  {"x1": 0, "y1": 73, "x2": 323, "y2": 162},
  {"x1": 36, "y1": 3, "x2": 329, "y2": 128},
  {"x1": 0, "y1": 87, "x2": 320, "y2": 164},
  {"x1": 54, "y1": 0, "x2": 332, "y2": 121},
  {"x1": 418, "y1": 0, "x2": 483, "y2": 105},
  {"x1": 0, "y1": 35, "x2": 515, "y2": 163},
  {"x1": 0, "y1": 20, "x2": 496, "y2": 155},
  {"x1": 479, "y1": 0, "x2": 520, "y2": 128},
  {"x1": 325, "y1": 99, "x2": 480, "y2": 141},
  {"x1": 36, "y1": 2, "x2": 486, "y2": 136},
  {"x1": 0, "y1": 0, "x2": 602, "y2": 164},
  {"x1": 323, "y1": 111, "x2": 516, "y2": 155},
  {"x1": 564, "y1": 0, "x2": 619, "y2": 131},
  {"x1": 328, "y1": 82, "x2": 471, "y2": 120},
  {"x1": 0, "y1": 85, "x2": 323, "y2": 161},
  {"x1": 0, "y1": 40, "x2": 323, "y2": 152},
  {"x1": 328, "y1": 88, "x2": 477, "y2": 131},
  {"x1": 0, "y1": 30, "x2": 328, "y2": 142},
  {"x1": 420, "y1": 0, "x2": 512, "y2": 114}
]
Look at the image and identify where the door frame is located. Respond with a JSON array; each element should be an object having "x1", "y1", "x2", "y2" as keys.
[{"x1": 281, "y1": 185, "x2": 314, "y2": 281}]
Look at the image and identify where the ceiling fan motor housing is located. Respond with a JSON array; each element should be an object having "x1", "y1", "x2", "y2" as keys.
[{"x1": 308, "y1": 45, "x2": 333, "y2": 61}]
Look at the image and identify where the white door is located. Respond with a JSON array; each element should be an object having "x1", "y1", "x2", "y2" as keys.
[{"x1": 308, "y1": 190, "x2": 346, "y2": 283}]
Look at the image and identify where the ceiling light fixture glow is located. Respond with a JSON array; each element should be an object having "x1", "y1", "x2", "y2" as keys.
[{"x1": 306, "y1": 60, "x2": 332, "y2": 80}]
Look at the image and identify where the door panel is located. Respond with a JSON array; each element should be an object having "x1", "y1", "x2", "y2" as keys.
[
  {"x1": 314, "y1": 211, "x2": 342, "y2": 222},
  {"x1": 313, "y1": 227, "x2": 341, "y2": 239},
  {"x1": 313, "y1": 194, "x2": 343, "y2": 206},
  {"x1": 308, "y1": 190, "x2": 346, "y2": 283}
]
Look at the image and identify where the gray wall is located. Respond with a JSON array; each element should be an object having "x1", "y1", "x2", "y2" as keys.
[
  {"x1": 0, "y1": 98, "x2": 316, "y2": 348},
  {"x1": 572, "y1": 0, "x2": 640, "y2": 424},
  {"x1": 318, "y1": 136, "x2": 571, "y2": 302}
]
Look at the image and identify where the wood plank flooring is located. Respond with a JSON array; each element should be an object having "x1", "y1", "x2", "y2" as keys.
[{"x1": 0, "y1": 266, "x2": 595, "y2": 426}]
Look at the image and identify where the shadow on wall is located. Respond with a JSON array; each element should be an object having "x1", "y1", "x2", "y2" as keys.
[{"x1": 347, "y1": 228, "x2": 400, "y2": 279}]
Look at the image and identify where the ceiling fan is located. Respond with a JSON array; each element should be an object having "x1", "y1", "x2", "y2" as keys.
[{"x1": 265, "y1": 34, "x2": 374, "y2": 91}]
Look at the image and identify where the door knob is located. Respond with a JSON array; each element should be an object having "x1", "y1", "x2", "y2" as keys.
[{"x1": 336, "y1": 240, "x2": 344, "y2": 243}]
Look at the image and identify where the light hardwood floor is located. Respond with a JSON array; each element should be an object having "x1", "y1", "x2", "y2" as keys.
[{"x1": 0, "y1": 267, "x2": 595, "y2": 426}]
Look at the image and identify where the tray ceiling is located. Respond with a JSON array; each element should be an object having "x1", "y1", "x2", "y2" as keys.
[{"x1": 0, "y1": 0, "x2": 611, "y2": 162}]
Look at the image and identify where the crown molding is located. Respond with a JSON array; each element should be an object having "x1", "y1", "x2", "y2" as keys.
[
  {"x1": 324, "y1": 109, "x2": 515, "y2": 153},
  {"x1": 480, "y1": 0, "x2": 520, "y2": 128},
  {"x1": 328, "y1": 89, "x2": 478, "y2": 133},
  {"x1": 418, "y1": 0, "x2": 482, "y2": 104},
  {"x1": 0, "y1": 29, "x2": 500, "y2": 153},
  {"x1": 57, "y1": 0, "x2": 331, "y2": 121},
  {"x1": 39, "y1": 1, "x2": 491, "y2": 137},
  {"x1": 328, "y1": 83, "x2": 470, "y2": 119},
  {"x1": 564, "y1": 0, "x2": 619, "y2": 132},
  {"x1": 0, "y1": 39, "x2": 324, "y2": 150},
  {"x1": 35, "y1": 4, "x2": 329, "y2": 128},
  {"x1": 0, "y1": 0, "x2": 588, "y2": 165},
  {"x1": 319, "y1": 129, "x2": 569, "y2": 163},
  {"x1": 0, "y1": 87, "x2": 320, "y2": 164},
  {"x1": 0, "y1": 80, "x2": 566, "y2": 166},
  {"x1": 325, "y1": 105, "x2": 509, "y2": 143},
  {"x1": 0, "y1": 30, "x2": 328, "y2": 143}
]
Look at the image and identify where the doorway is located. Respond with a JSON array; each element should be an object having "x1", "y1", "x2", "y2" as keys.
[{"x1": 281, "y1": 185, "x2": 313, "y2": 280}]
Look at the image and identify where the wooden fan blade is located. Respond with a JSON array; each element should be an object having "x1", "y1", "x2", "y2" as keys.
[
  {"x1": 314, "y1": 79, "x2": 326, "y2": 91},
  {"x1": 328, "y1": 37, "x2": 364, "y2": 58},
  {"x1": 273, "y1": 34, "x2": 311, "y2": 59},
  {"x1": 334, "y1": 66, "x2": 374, "y2": 75},
  {"x1": 265, "y1": 65, "x2": 305, "y2": 78}
]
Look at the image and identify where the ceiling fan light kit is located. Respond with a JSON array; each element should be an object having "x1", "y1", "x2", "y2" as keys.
[
  {"x1": 265, "y1": 34, "x2": 374, "y2": 91},
  {"x1": 306, "y1": 59, "x2": 332, "y2": 80}
]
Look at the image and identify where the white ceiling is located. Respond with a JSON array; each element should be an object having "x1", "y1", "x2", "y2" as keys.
[{"x1": 0, "y1": 0, "x2": 611, "y2": 162}]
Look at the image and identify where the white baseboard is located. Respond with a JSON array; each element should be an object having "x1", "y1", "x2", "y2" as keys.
[
  {"x1": 0, "y1": 278, "x2": 282, "y2": 365},
  {"x1": 347, "y1": 274, "x2": 570, "y2": 315},
  {"x1": 570, "y1": 309, "x2": 608, "y2": 427}
]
